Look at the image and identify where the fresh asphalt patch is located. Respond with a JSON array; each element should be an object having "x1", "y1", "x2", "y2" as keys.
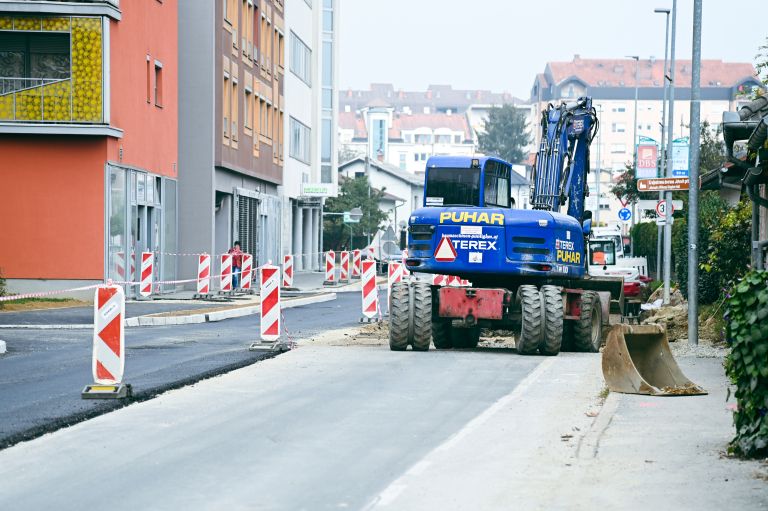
[{"x1": 0, "y1": 292, "x2": 363, "y2": 450}]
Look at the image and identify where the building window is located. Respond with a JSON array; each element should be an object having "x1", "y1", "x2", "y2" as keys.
[
  {"x1": 435, "y1": 134, "x2": 451, "y2": 144},
  {"x1": 289, "y1": 31, "x2": 311, "y2": 85},
  {"x1": 154, "y1": 61, "x2": 163, "y2": 107},
  {"x1": 612, "y1": 105, "x2": 626, "y2": 113},
  {"x1": 399, "y1": 153, "x2": 406, "y2": 170},
  {"x1": 414, "y1": 134, "x2": 432, "y2": 145},
  {"x1": 146, "y1": 56, "x2": 151, "y2": 103},
  {"x1": 454, "y1": 134, "x2": 461, "y2": 143},
  {"x1": 231, "y1": 79, "x2": 238, "y2": 142},
  {"x1": 258, "y1": 97, "x2": 266, "y2": 137},
  {"x1": 404, "y1": 133, "x2": 412, "y2": 143},
  {"x1": 414, "y1": 153, "x2": 419, "y2": 162},
  {"x1": 244, "y1": 88, "x2": 252, "y2": 132},
  {"x1": 223, "y1": 74, "x2": 230, "y2": 139},
  {"x1": 611, "y1": 144, "x2": 626, "y2": 154},
  {"x1": 611, "y1": 123, "x2": 626, "y2": 133},
  {"x1": 289, "y1": 117, "x2": 310, "y2": 164}
]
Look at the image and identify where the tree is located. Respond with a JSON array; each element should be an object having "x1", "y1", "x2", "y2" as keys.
[
  {"x1": 756, "y1": 36, "x2": 768, "y2": 90},
  {"x1": 477, "y1": 104, "x2": 531, "y2": 164},
  {"x1": 338, "y1": 146, "x2": 363, "y2": 166},
  {"x1": 322, "y1": 175, "x2": 388, "y2": 251}
]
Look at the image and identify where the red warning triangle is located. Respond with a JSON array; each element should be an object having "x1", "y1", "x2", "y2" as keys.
[{"x1": 434, "y1": 236, "x2": 457, "y2": 262}]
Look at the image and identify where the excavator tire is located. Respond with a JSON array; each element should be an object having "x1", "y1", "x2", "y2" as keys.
[
  {"x1": 516, "y1": 285, "x2": 543, "y2": 355},
  {"x1": 453, "y1": 326, "x2": 481, "y2": 349},
  {"x1": 573, "y1": 291, "x2": 603, "y2": 352},
  {"x1": 410, "y1": 282, "x2": 432, "y2": 351},
  {"x1": 432, "y1": 318, "x2": 453, "y2": 349},
  {"x1": 389, "y1": 281, "x2": 410, "y2": 351},
  {"x1": 539, "y1": 285, "x2": 564, "y2": 356}
]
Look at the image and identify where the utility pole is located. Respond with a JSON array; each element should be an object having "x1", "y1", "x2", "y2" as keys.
[
  {"x1": 688, "y1": 0, "x2": 702, "y2": 346},
  {"x1": 655, "y1": 7, "x2": 671, "y2": 282},
  {"x1": 595, "y1": 104, "x2": 602, "y2": 226},
  {"x1": 627, "y1": 55, "x2": 640, "y2": 256},
  {"x1": 663, "y1": 0, "x2": 677, "y2": 305}
]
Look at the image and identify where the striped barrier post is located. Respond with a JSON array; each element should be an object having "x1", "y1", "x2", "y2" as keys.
[
  {"x1": 82, "y1": 283, "x2": 131, "y2": 399},
  {"x1": 241, "y1": 254, "x2": 253, "y2": 291},
  {"x1": 260, "y1": 264, "x2": 280, "y2": 341},
  {"x1": 340, "y1": 251, "x2": 350, "y2": 283},
  {"x1": 387, "y1": 261, "x2": 404, "y2": 308},
  {"x1": 115, "y1": 251, "x2": 126, "y2": 279},
  {"x1": 220, "y1": 254, "x2": 233, "y2": 292},
  {"x1": 360, "y1": 259, "x2": 378, "y2": 322},
  {"x1": 352, "y1": 249, "x2": 361, "y2": 278},
  {"x1": 197, "y1": 254, "x2": 211, "y2": 295},
  {"x1": 367, "y1": 247, "x2": 375, "y2": 260},
  {"x1": 324, "y1": 250, "x2": 336, "y2": 285},
  {"x1": 282, "y1": 254, "x2": 294, "y2": 288},
  {"x1": 140, "y1": 252, "x2": 153, "y2": 297}
]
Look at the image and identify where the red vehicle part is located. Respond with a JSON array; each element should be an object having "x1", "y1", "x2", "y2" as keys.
[
  {"x1": 438, "y1": 287, "x2": 508, "y2": 322},
  {"x1": 623, "y1": 282, "x2": 641, "y2": 297}
]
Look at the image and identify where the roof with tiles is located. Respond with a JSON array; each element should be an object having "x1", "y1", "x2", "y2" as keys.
[{"x1": 545, "y1": 57, "x2": 757, "y2": 89}]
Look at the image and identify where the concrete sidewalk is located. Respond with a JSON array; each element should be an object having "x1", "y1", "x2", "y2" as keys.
[{"x1": 368, "y1": 352, "x2": 767, "y2": 510}]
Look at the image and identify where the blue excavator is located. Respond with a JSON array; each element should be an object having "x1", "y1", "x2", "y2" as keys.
[{"x1": 392, "y1": 96, "x2": 624, "y2": 355}]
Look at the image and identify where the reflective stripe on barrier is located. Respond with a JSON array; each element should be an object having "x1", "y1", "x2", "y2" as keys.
[
  {"x1": 140, "y1": 252, "x2": 153, "y2": 297},
  {"x1": 197, "y1": 254, "x2": 211, "y2": 294},
  {"x1": 282, "y1": 254, "x2": 294, "y2": 288},
  {"x1": 220, "y1": 254, "x2": 233, "y2": 292},
  {"x1": 325, "y1": 251, "x2": 335, "y2": 282},
  {"x1": 352, "y1": 249, "x2": 361, "y2": 278},
  {"x1": 241, "y1": 254, "x2": 253, "y2": 290},
  {"x1": 260, "y1": 264, "x2": 280, "y2": 341},
  {"x1": 361, "y1": 260, "x2": 378, "y2": 319},
  {"x1": 92, "y1": 284, "x2": 125, "y2": 384},
  {"x1": 340, "y1": 251, "x2": 350, "y2": 283}
]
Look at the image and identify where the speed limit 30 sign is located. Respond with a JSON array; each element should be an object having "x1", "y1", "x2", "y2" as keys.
[{"x1": 656, "y1": 200, "x2": 674, "y2": 217}]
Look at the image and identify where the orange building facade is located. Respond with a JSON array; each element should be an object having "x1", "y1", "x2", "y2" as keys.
[{"x1": 0, "y1": 1, "x2": 178, "y2": 296}]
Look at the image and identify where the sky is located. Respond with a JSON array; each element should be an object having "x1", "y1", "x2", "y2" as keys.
[{"x1": 339, "y1": 0, "x2": 766, "y2": 98}]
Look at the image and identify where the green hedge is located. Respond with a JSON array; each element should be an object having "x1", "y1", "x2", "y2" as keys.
[{"x1": 724, "y1": 270, "x2": 768, "y2": 457}]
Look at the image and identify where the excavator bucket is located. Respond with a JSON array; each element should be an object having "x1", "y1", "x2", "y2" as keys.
[{"x1": 602, "y1": 324, "x2": 707, "y2": 396}]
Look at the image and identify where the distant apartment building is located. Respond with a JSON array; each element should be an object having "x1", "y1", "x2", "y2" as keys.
[
  {"x1": 339, "y1": 84, "x2": 534, "y2": 173},
  {"x1": 178, "y1": 0, "x2": 285, "y2": 280},
  {"x1": 0, "y1": 0, "x2": 178, "y2": 296},
  {"x1": 531, "y1": 56, "x2": 762, "y2": 226},
  {"x1": 282, "y1": 0, "x2": 338, "y2": 271}
]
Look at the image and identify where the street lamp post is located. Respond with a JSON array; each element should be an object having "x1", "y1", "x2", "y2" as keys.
[
  {"x1": 662, "y1": 0, "x2": 678, "y2": 305},
  {"x1": 627, "y1": 55, "x2": 640, "y2": 256},
  {"x1": 655, "y1": 7, "x2": 671, "y2": 281}
]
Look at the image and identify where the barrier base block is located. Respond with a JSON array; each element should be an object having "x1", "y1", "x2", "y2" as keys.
[
  {"x1": 248, "y1": 340, "x2": 290, "y2": 352},
  {"x1": 359, "y1": 316, "x2": 380, "y2": 324},
  {"x1": 81, "y1": 383, "x2": 132, "y2": 400},
  {"x1": 323, "y1": 281, "x2": 338, "y2": 287}
]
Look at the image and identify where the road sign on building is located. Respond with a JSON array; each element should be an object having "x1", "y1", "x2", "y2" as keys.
[
  {"x1": 636, "y1": 142, "x2": 658, "y2": 179},
  {"x1": 618, "y1": 208, "x2": 632, "y2": 222},
  {"x1": 637, "y1": 177, "x2": 692, "y2": 192}
]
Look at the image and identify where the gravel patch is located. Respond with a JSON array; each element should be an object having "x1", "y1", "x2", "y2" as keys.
[{"x1": 668, "y1": 339, "x2": 729, "y2": 358}]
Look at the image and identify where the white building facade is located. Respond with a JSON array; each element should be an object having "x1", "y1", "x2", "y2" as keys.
[{"x1": 282, "y1": 0, "x2": 339, "y2": 270}]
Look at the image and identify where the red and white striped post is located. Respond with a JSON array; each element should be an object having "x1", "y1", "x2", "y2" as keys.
[
  {"x1": 432, "y1": 274, "x2": 448, "y2": 286},
  {"x1": 361, "y1": 259, "x2": 378, "y2": 321},
  {"x1": 241, "y1": 254, "x2": 253, "y2": 291},
  {"x1": 367, "y1": 247, "x2": 375, "y2": 261},
  {"x1": 197, "y1": 254, "x2": 211, "y2": 295},
  {"x1": 220, "y1": 253, "x2": 233, "y2": 292},
  {"x1": 340, "y1": 251, "x2": 350, "y2": 283},
  {"x1": 387, "y1": 261, "x2": 404, "y2": 306},
  {"x1": 260, "y1": 264, "x2": 280, "y2": 341},
  {"x1": 324, "y1": 250, "x2": 336, "y2": 285},
  {"x1": 140, "y1": 252, "x2": 153, "y2": 297},
  {"x1": 82, "y1": 283, "x2": 131, "y2": 399},
  {"x1": 115, "y1": 251, "x2": 126, "y2": 279},
  {"x1": 352, "y1": 249, "x2": 361, "y2": 279},
  {"x1": 282, "y1": 254, "x2": 294, "y2": 288}
]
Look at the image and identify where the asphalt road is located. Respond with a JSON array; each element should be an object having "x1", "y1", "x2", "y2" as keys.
[
  {"x1": 0, "y1": 301, "x2": 220, "y2": 326},
  {"x1": 0, "y1": 343, "x2": 545, "y2": 511},
  {"x1": 0, "y1": 292, "x2": 363, "y2": 448}
]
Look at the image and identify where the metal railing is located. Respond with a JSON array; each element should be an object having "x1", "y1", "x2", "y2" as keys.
[{"x1": 0, "y1": 76, "x2": 103, "y2": 123}]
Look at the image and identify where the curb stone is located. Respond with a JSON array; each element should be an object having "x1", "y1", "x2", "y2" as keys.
[{"x1": 0, "y1": 292, "x2": 337, "y2": 330}]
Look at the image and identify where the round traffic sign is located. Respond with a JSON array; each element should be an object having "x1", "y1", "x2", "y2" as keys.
[
  {"x1": 618, "y1": 208, "x2": 632, "y2": 222},
  {"x1": 656, "y1": 200, "x2": 674, "y2": 217}
]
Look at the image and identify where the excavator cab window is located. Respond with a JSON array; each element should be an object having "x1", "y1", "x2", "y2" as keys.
[
  {"x1": 425, "y1": 167, "x2": 481, "y2": 206},
  {"x1": 483, "y1": 161, "x2": 511, "y2": 208}
]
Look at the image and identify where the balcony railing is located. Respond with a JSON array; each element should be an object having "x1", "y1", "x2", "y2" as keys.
[{"x1": 0, "y1": 76, "x2": 103, "y2": 123}]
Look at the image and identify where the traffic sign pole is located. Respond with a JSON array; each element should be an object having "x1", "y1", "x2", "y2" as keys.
[{"x1": 688, "y1": 0, "x2": 702, "y2": 346}]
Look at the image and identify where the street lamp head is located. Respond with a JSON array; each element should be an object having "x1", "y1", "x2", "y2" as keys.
[{"x1": 654, "y1": 8, "x2": 670, "y2": 14}]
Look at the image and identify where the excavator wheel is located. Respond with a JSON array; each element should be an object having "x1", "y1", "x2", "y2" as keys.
[
  {"x1": 389, "y1": 281, "x2": 410, "y2": 351},
  {"x1": 432, "y1": 318, "x2": 453, "y2": 349},
  {"x1": 453, "y1": 326, "x2": 481, "y2": 349},
  {"x1": 431, "y1": 288, "x2": 453, "y2": 349},
  {"x1": 515, "y1": 285, "x2": 543, "y2": 355},
  {"x1": 572, "y1": 291, "x2": 603, "y2": 352},
  {"x1": 539, "y1": 285, "x2": 564, "y2": 356},
  {"x1": 410, "y1": 281, "x2": 433, "y2": 351}
]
